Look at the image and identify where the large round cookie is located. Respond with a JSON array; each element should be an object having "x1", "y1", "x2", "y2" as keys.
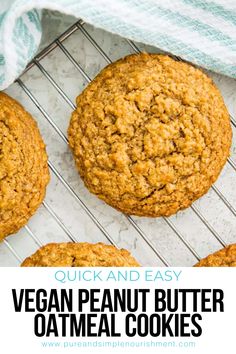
[
  {"x1": 195, "y1": 244, "x2": 236, "y2": 267},
  {"x1": 21, "y1": 242, "x2": 140, "y2": 267},
  {"x1": 68, "y1": 53, "x2": 232, "y2": 217},
  {"x1": 0, "y1": 92, "x2": 49, "y2": 240}
]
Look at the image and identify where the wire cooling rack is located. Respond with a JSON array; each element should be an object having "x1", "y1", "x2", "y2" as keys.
[{"x1": 1, "y1": 19, "x2": 236, "y2": 267}]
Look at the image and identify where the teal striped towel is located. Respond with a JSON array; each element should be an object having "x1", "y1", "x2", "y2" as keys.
[{"x1": 0, "y1": 0, "x2": 236, "y2": 89}]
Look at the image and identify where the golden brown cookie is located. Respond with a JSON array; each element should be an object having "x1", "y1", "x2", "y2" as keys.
[
  {"x1": 21, "y1": 242, "x2": 140, "y2": 267},
  {"x1": 68, "y1": 53, "x2": 232, "y2": 217},
  {"x1": 195, "y1": 244, "x2": 236, "y2": 267},
  {"x1": 0, "y1": 92, "x2": 49, "y2": 240}
]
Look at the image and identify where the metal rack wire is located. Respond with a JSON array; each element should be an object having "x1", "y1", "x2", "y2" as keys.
[{"x1": 1, "y1": 19, "x2": 236, "y2": 266}]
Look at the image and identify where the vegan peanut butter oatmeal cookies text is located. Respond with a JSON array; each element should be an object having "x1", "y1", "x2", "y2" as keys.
[
  {"x1": 21, "y1": 242, "x2": 140, "y2": 267},
  {"x1": 68, "y1": 53, "x2": 232, "y2": 217},
  {"x1": 0, "y1": 92, "x2": 49, "y2": 240}
]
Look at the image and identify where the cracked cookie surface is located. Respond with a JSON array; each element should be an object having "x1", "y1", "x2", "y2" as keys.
[
  {"x1": 0, "y1": 92, "x2": 50, "y2": 240},
  {"x1": 195, "y1": 244, "x2": 236, "y2": 267},
  {"x1": 68, "y1": 53, "x2": 232, "y2": 217},
  {"x1": 21, "y1": 242, "x2": 140, "y2": 266}
]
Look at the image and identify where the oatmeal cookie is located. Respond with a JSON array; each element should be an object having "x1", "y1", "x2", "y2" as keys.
[
  {"x1": 195, "y1": 244, "x2": 236, "y2": 267},
  {"x1": 0, "y1": 92, "x2": 49, "y2": 240},
  {"x1": 21, "y1": 242, "x2": 140, "y2": 266},
  {"x1": 68, "y1": 53, "x2": 232, "y2": 217}
]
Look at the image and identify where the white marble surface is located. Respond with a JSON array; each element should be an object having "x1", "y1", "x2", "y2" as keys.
[{"x1": 1, "y1": 11, "x2": 236, "y2": 266}]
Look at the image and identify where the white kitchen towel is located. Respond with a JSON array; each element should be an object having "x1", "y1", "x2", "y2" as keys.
[{"x1": 0, "y1": 0, "x2": 236, "y2": 90}]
